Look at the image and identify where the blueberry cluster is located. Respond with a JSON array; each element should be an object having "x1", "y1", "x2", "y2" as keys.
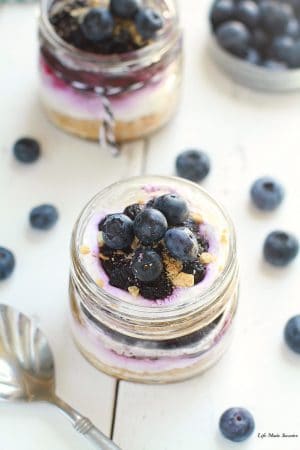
[
  {"x1": 98, "y1": 194, "x2": 209, "y2": 300},
  {"x1": 210, "y1": 0, "x2": 300, "y2": 69},
  {"x1": 50, "y1": 0, "x2": 164, "y2": 55}
]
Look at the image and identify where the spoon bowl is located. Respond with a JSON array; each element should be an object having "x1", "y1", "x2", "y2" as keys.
[
  {"x1": 0, "y1": 304, "x2": 55, "y2": 402},
  {"x1": 0, "y1": 304, "x2": 121, "y2": 450}
]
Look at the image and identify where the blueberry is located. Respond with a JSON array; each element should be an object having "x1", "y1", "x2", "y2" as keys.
[
  {"x1": 246, "y1": 48, "x2": 261, "y2": 64},
  {"x1": 264, "y1": 231, "x2": 299, "y2": 267},
  {"x1": 236, "y1": 1, "x2": 260, "y2": 29},
  {"x1": 134, "y1": 208, "x2": 167, "y2": 244},
  {"x1": 110, "y1": 0, "x2": 140, "y2": 19},
  {"x1": 29, "y1": 204, "x2": 59, "y2": 230},
  {"x1": 164, "y1": 227, "x2": 199, "y2": 262},
  {"x1": 284, "y1": 315, "x2": 300, "y2": 354},
  {"x1": 252, "y1": 28, "x2": 270, "y2": 53},
  {"x1": 263, "y1": 59, "x2": 287, "y2": 70},
  {"x1": 216, "y1": 21, "x2": 251, "y2": 57},
  {"x1": 102, "y1": 213, "x2": 134, "y2": 249},
  {"x1": 250, "y1": 177, "x2": 284, "y2": 211},
  {"x1": 154, "y1": 194, "x2": 189, "y2": 225},
  {"x1": 219, "y1": 407, "x2": 255, "y2": 442},
  {"x1": 260, "y1": 1, "x2": 293, "y2": 36},
  {"x1": 132, "y1": 248, "x2": 163, "y2": 282},
  {"x1": 81, "y1": 8, "x2": 114, "y2": 42},
  {"x1": 13, "y1": 137, "x2": 40, "y2": 163},
  {"x1": 271, "y1": 35, "x2": 294, "y2": 63},
  {"x1": 285, "y1": 41, "x2": 300, "y2": 68},
  {"x1": 0, "y1": 247, "x2": 15, "y2": 281},
  {"x1": 123, "y1": 203, "x2": 143, "y2": 221},
  {"x1": 135, "y1": 8, "x2": 164, "y2": 40},
  {"x1": 285, "y1": 18, "x2": 300, "y2": 38},
  {"x1": 176, "y1": 149, "x2": 211, "y2": 183},
  {"x1": 210, "y1": 0, "x2": 235, "y2": 29}
]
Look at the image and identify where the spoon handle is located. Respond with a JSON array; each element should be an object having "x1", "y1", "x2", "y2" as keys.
[
  {"x1": 53, "y1": 396, "x2": 122, "y2": 449},
  {"x1": 74, "y1": 416, "x2": 122, "y2": 450}
]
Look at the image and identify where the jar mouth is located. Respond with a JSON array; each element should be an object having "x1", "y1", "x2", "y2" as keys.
[
  {"x1": 71, "y1": 175, "x2": 237, "y2": 322},
  {"x1": 39, "y1": 0, "x2": 181, "y2": 70}
]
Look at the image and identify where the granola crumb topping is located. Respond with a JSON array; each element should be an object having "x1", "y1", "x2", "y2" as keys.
[
  {"x1": 163, "y1": 253, "x2": 183, "y2": 279},
  {"x1": 80, "y1": 245, "x2": 90, "y2": 255},
  {"x1": 96, "y1": 278, "x2": 104, "y2": 288},
  {"x1": 173, "y1": 272, "x2": 195, "y2": 288},
  {"x1": 191, "y1": 212, "x2": 203, "y2": 224},
  {"x1": 128, "y1": 286, "x2": 140, "y2": 297},
  {"x1": 199, "y1": 252, "x2": 216, "y2": 264},
  {"x1": 221, "y1": 229, "x2": 229, "y2": 244}
]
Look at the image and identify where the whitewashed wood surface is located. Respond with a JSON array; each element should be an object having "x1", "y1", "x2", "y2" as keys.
[{"x1": 0, "y1": 1, "x2": 300, "y2": 449}]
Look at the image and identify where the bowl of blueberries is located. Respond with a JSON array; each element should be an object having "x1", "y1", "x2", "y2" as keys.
[{"x1": 209, "y1": 0, "x2": 300, "y2": 91}]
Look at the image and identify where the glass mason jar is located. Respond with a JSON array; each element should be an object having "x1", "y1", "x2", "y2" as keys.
[
  {"x1": 38, "y1": 0, "x2": 183, "y2": 143},
  {"x1": 69, "y1": 176, "x2": 239, "y2": 384}
]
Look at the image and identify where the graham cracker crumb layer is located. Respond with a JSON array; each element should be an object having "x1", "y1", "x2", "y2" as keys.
[{"x1": 44, "y1": 99, "x2": 178, "y2": 142}]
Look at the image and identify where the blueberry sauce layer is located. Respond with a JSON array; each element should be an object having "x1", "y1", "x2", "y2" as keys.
[{"x1": 79, "y1": 190, "x2": 228, "y2": 304}]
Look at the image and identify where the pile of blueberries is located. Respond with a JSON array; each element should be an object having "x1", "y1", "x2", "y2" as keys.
[
  {"x1": 99, "y1": 193, "x2": 207, "y2": 300},
  {"x1": 50, "y1": 0, "x2": 164, "y2": 54},
  {"x1": 210, "y1": 0, "x2": 300, "y2": 69}
]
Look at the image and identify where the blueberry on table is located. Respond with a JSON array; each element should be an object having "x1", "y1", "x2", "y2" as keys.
[
  {"x1": 284, "y1": 315, "x2": 300, "y2": 354},
  {"x1": 219, "y1": 407, "x2": 255, "y2": 442},
  {"x1": 250, "y1": 177, "x2": 284, "y2": 211},
  {"x1": 236, "y1": 0, "x2": 260, "y2": 29},
  {"x1": 0, "y1": 247, "x2": 15, "y2": 281},
  {"x1": 260, "y1": 1, "x2": 293, "y2": 36},
  {"x1": 81, "y1": 8, "x2": 114, "y2": 42},
  {"x1": 134, "y1": 208, "x2": 167, "y2": 244},
  {"x1": 135, "y1": 8, "x2": 164, "y2": 40},
  {"x1": 176, "y1": 149, "x2": 211, "y2": 183},
  {"x1": 132, "y1": 248, "x2": 163, "y2": 282},
  {"x1": 30, "y1": 204, "x2": 59, "y2": 231},
  {"x1": 216, "y1": 21, "x2": 251, "y2": 57},
  {"x1": 110, "y1": 0, "x2": 140, "y2": 19},
  {"x1": 263, "y1": 231, "x2": 299, "y2": 267},
  {"x1": 102, "y1": 213, "x2": 134, "y2": 249},
  {"x1": 210, "y1": 0, "x2": 235, "y2": 29},
  {"x1": 13, "y1": 137, "x2": 40, "y2": 163},
  {"x1": 154, "y1": 194, "x2": 189, "y2": 225},
  {"x1": 164, "y1": 227, "x2": 199, "y2": 262}
]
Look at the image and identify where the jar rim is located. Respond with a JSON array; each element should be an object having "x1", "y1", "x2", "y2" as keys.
[
  {"x1": 71, "y1": 175, "x2": 237, "y2": 325},
  {"x1": 39, "y1": 0, "x2": 181, "y2": 70}
]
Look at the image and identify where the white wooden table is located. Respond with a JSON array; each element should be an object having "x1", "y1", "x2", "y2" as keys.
[{"x1": 1, "y1": 1, "x2": 300, "y2": 449}]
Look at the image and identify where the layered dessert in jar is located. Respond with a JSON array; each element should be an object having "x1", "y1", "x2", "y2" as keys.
[
  {"x1": 69, "y1": 176, "x2": 238, "y2": 383},
  {"x1": 38, "y1": 0, "x2": 182, "y2": 143}
]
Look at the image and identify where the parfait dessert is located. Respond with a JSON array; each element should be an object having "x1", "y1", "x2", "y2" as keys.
[
  {"x1": 69, "y1": 176, "x2": 238, "y2": 383},
  {"x1": 38, "y1": 0, "x2": 183, "y2": 144}
]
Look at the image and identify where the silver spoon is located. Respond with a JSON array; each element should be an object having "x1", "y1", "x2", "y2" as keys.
[{"x1": 0, "y1": 304, "x2": 121, "y2": 450}]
